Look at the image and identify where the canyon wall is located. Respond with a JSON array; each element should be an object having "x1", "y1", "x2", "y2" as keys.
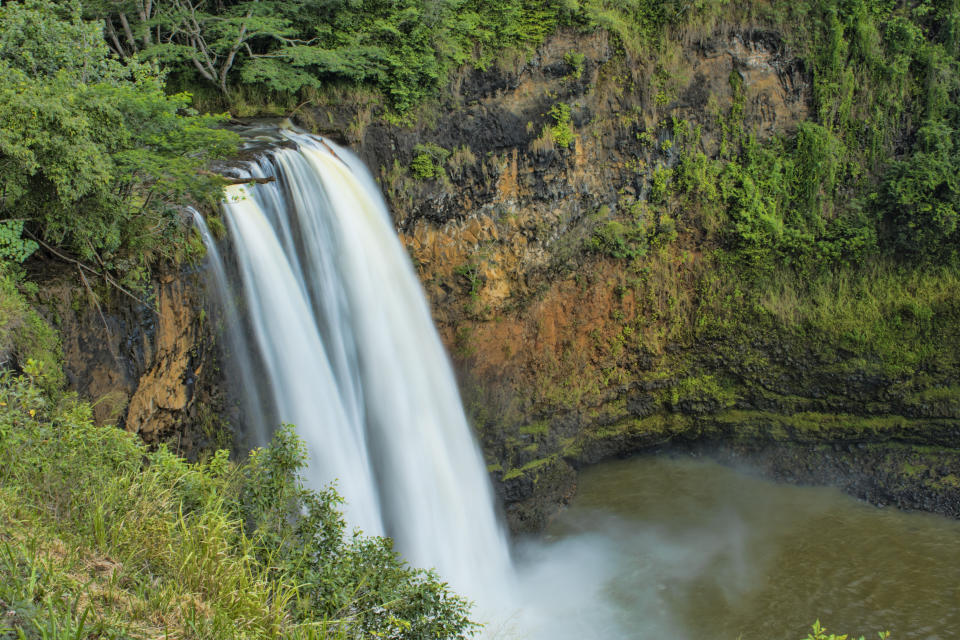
[
  {"x1": 45, "y1": 26, "x2": 960, "y2": 532},
  {"x1": 38, "y1": 263, "x2": 239, "y2": 457}
]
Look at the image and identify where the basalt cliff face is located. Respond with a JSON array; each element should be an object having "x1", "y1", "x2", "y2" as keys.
[{"x1": 49, "y1": 26, "x2": 960, "y2": 533}]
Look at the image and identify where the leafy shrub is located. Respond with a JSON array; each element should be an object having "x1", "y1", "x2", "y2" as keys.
[
  {"x1": 454, "y1": 262, "x2": 483, "y2": 297},
  {"x1": 881, "y1": 122, "x2": 960, "y2": 262},
  {"x1": 564, "y1": 50, "x2": 586, "y2": 79},
  {"x1": 0, "y1": 273, "x2": 63, "y2": 392},
  {"x1": 586, "y1": 206, "x2": 650, "y2": 259},
  {"x1": 0, "y1": 0, "x2": 237, "y2": 286},
  {"x1": 409, "y1": 143, "x2": 451, "y2": 180},
  {"x1": 804, "y1": 619, "x2": 890, "y2": 640},
  {"x1": 587, "y1": 220, "x2": 647, "y2": 259},
  {"x1": 546, "y1": 102, "x2": 576, "y2": 148},
  {"x1": 0, "y1": 221, "x2": 38, "y2": 265},
  {"x1": 649, "y1": 166, "x2": 674, "y2": 204}
]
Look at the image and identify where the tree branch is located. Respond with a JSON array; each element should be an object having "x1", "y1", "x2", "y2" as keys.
[
  {"x1": 218, "y1": 8, "x2": 254, "y2": 94},
  {"x1": 118, "y1": 12, "x2": 139, "y2": 53},
  {"x1": 189, "y1": 48, "x2": 217, "y2": 82},
  {"x1": 78, "y1": 266, "x2": 112, "y2": 340},
  {"x1": 104, "y1": 19, "x2": 126, "y2": 58},
  {"x1": 199, "y1": 170, "x2": 275, "y2": 185},
  {"x1": 24, "y1": 231, "x2": 158, "y2": 314}
]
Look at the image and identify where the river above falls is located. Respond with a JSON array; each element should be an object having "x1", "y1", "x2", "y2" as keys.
[{"x1": 511, "y1": 455, "x2": 960, "y2": 639}]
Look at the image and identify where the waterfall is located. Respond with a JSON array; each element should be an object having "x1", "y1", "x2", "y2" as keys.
[
  {"x1": 190, "y1": 208, "x2": 273, "y2": 448},
  {"x1": 204, "y1": 129, "x2": 512, "y2": 604}
]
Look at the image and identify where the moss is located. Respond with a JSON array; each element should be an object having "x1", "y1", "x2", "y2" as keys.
[
  {"x1": 521, "y1": 455, "x2": 557, "y2": 472},
  {"x1": 904, "y1": 385, "x2": 960, "y2": 407},
  {"x1": 0, "y1": 272, "x2": 64, "y2": 392},
  {"x1": 707, "y1": 410, "x2": 955, "y2": 445},
  {"x1": 591, "y1": 413, "x2": 691, "y2": 439},
  {"x1": 930, "y1": 474, "x2": 960, "y2": 490},
  {"x1": 561, "y1": 413, "x2": 696, "y2": 460},
  {"x1": 900, "y1": 462, "x2": 928, "y2": 478},
  {"x1": 559, "y1": 436, "x2": 580, "y2": 459},
  {"x1": 671, "y1": 373, "x2": 738, "y2": 409},
  {"x1": 502, "y1": 454, "x2": 561, "y2": 482},
  {"x1": 518, "y1": 420, "x2": 549, "y2": 436},
  {"x1": 502, "y1": 468, "x2": 523, "y2": 481}
]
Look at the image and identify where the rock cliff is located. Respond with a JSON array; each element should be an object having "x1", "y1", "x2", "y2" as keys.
[
  {"x1": 45, "y1": 25, "x2": 960, "y2": 533},
  {"x1": 37, "y1": 263, "x2": 236, "y2": 456}
]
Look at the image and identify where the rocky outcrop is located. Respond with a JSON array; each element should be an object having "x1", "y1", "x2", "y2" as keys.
[
  {"x1": 37, "y1": 262, "x2": 233, "y2": 456},
  {"x1": 124, "y1": 272, "x2": 208, "y2": 443}
]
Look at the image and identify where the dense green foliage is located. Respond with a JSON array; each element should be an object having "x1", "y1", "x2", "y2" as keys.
[
  {"x1": 0, "y1": 373, "x2": 477, "y2": 639},
  {"x1": 23, "y1": 0, "x2": 955, "y2": 286},
  {"x1": 86, "y1": 0, "x2": 579, "y2": 113},
  {"x1": 0, "y1": 0, "x2": 237, "y2": 286},
  {"x1": 545, "y1": 102, "x2": 576, "y2": 148},
  {"x1": 410, "y1": 143, "x2": 451, "y2": 180},
  {"x1": 718, "y1": 0, "x2": 958, "y2": 271},
  {"x1": 12, "y1": 0, "x2": 959, "y2": 272},
  {"x1": 0, "y1": 272, "x2": 63, "y2": 392},
  {"x1": 83, "y1": 0, "x2": 757, "y2": 114}
]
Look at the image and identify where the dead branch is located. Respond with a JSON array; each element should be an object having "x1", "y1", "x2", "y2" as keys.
[
  {"x1": 200, "y1": 170, "x2": 276, "y2": 185},
  {"x1": 319, "y1": 138, "x2": 346, "y2": 165},
  {"x1": 24, "y1": 231, "x2": 158, "y2": 314}
]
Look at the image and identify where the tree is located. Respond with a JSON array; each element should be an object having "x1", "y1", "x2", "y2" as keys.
[
  {"x1": 91, "y1": 0, "x2": 303, "y2": 94},
  {"x1": 0, "y1": 0, "x2": 237, "y2": 285}
]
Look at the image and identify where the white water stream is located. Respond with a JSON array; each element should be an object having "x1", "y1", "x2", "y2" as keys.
[{"x1": 212, "y1": 130, "x2": 512, "y2": 608}]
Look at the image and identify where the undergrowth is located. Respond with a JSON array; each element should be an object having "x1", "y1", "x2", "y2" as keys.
[{"x1": 0, "y1": 373, "x2": 476, "y2": 640}]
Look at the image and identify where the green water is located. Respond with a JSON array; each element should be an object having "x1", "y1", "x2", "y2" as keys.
[{"x1": 528, "y1": 455, "x2": 960, "y2": 639}]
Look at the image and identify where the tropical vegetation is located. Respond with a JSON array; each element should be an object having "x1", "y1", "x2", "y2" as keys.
[
  {"x1": 2, "y1": 0, "x2": 959, "y2": 636},
  {"x1": 0, "y1": 354, "x2": 476, "y2": 639}
]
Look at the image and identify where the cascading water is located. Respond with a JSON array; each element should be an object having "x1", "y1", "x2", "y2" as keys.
[
  {"x1": 206, "y1": 128, "x2": 513, "y2": 606},
  {"x1": 190, "y1": 209, "x2": 273, "y2": 449}
]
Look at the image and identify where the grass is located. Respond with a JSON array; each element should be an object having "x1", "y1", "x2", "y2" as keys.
[
  {"x1": 501, "y1": 455, "x2": 560, "y2": 481},
  {"x1": 0, "y1": 373, "x2": 476, "y2": 640},
  {"x1": 0, "y1": 381, "x2": 290, "y2": 639},
  {"x1": 757, "y1": 262, "x2": 960, "y2": 366},
  {"x1": 518, "y1": 421, "x2": 549, "y2": 436},
  {"x1": 708, "y1": 410, "x2": 949, "y2": 444}
]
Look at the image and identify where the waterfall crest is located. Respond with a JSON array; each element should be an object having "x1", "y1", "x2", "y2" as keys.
[{"x1": 209, "y1": 130, "x2": 512, "y2": 602}]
